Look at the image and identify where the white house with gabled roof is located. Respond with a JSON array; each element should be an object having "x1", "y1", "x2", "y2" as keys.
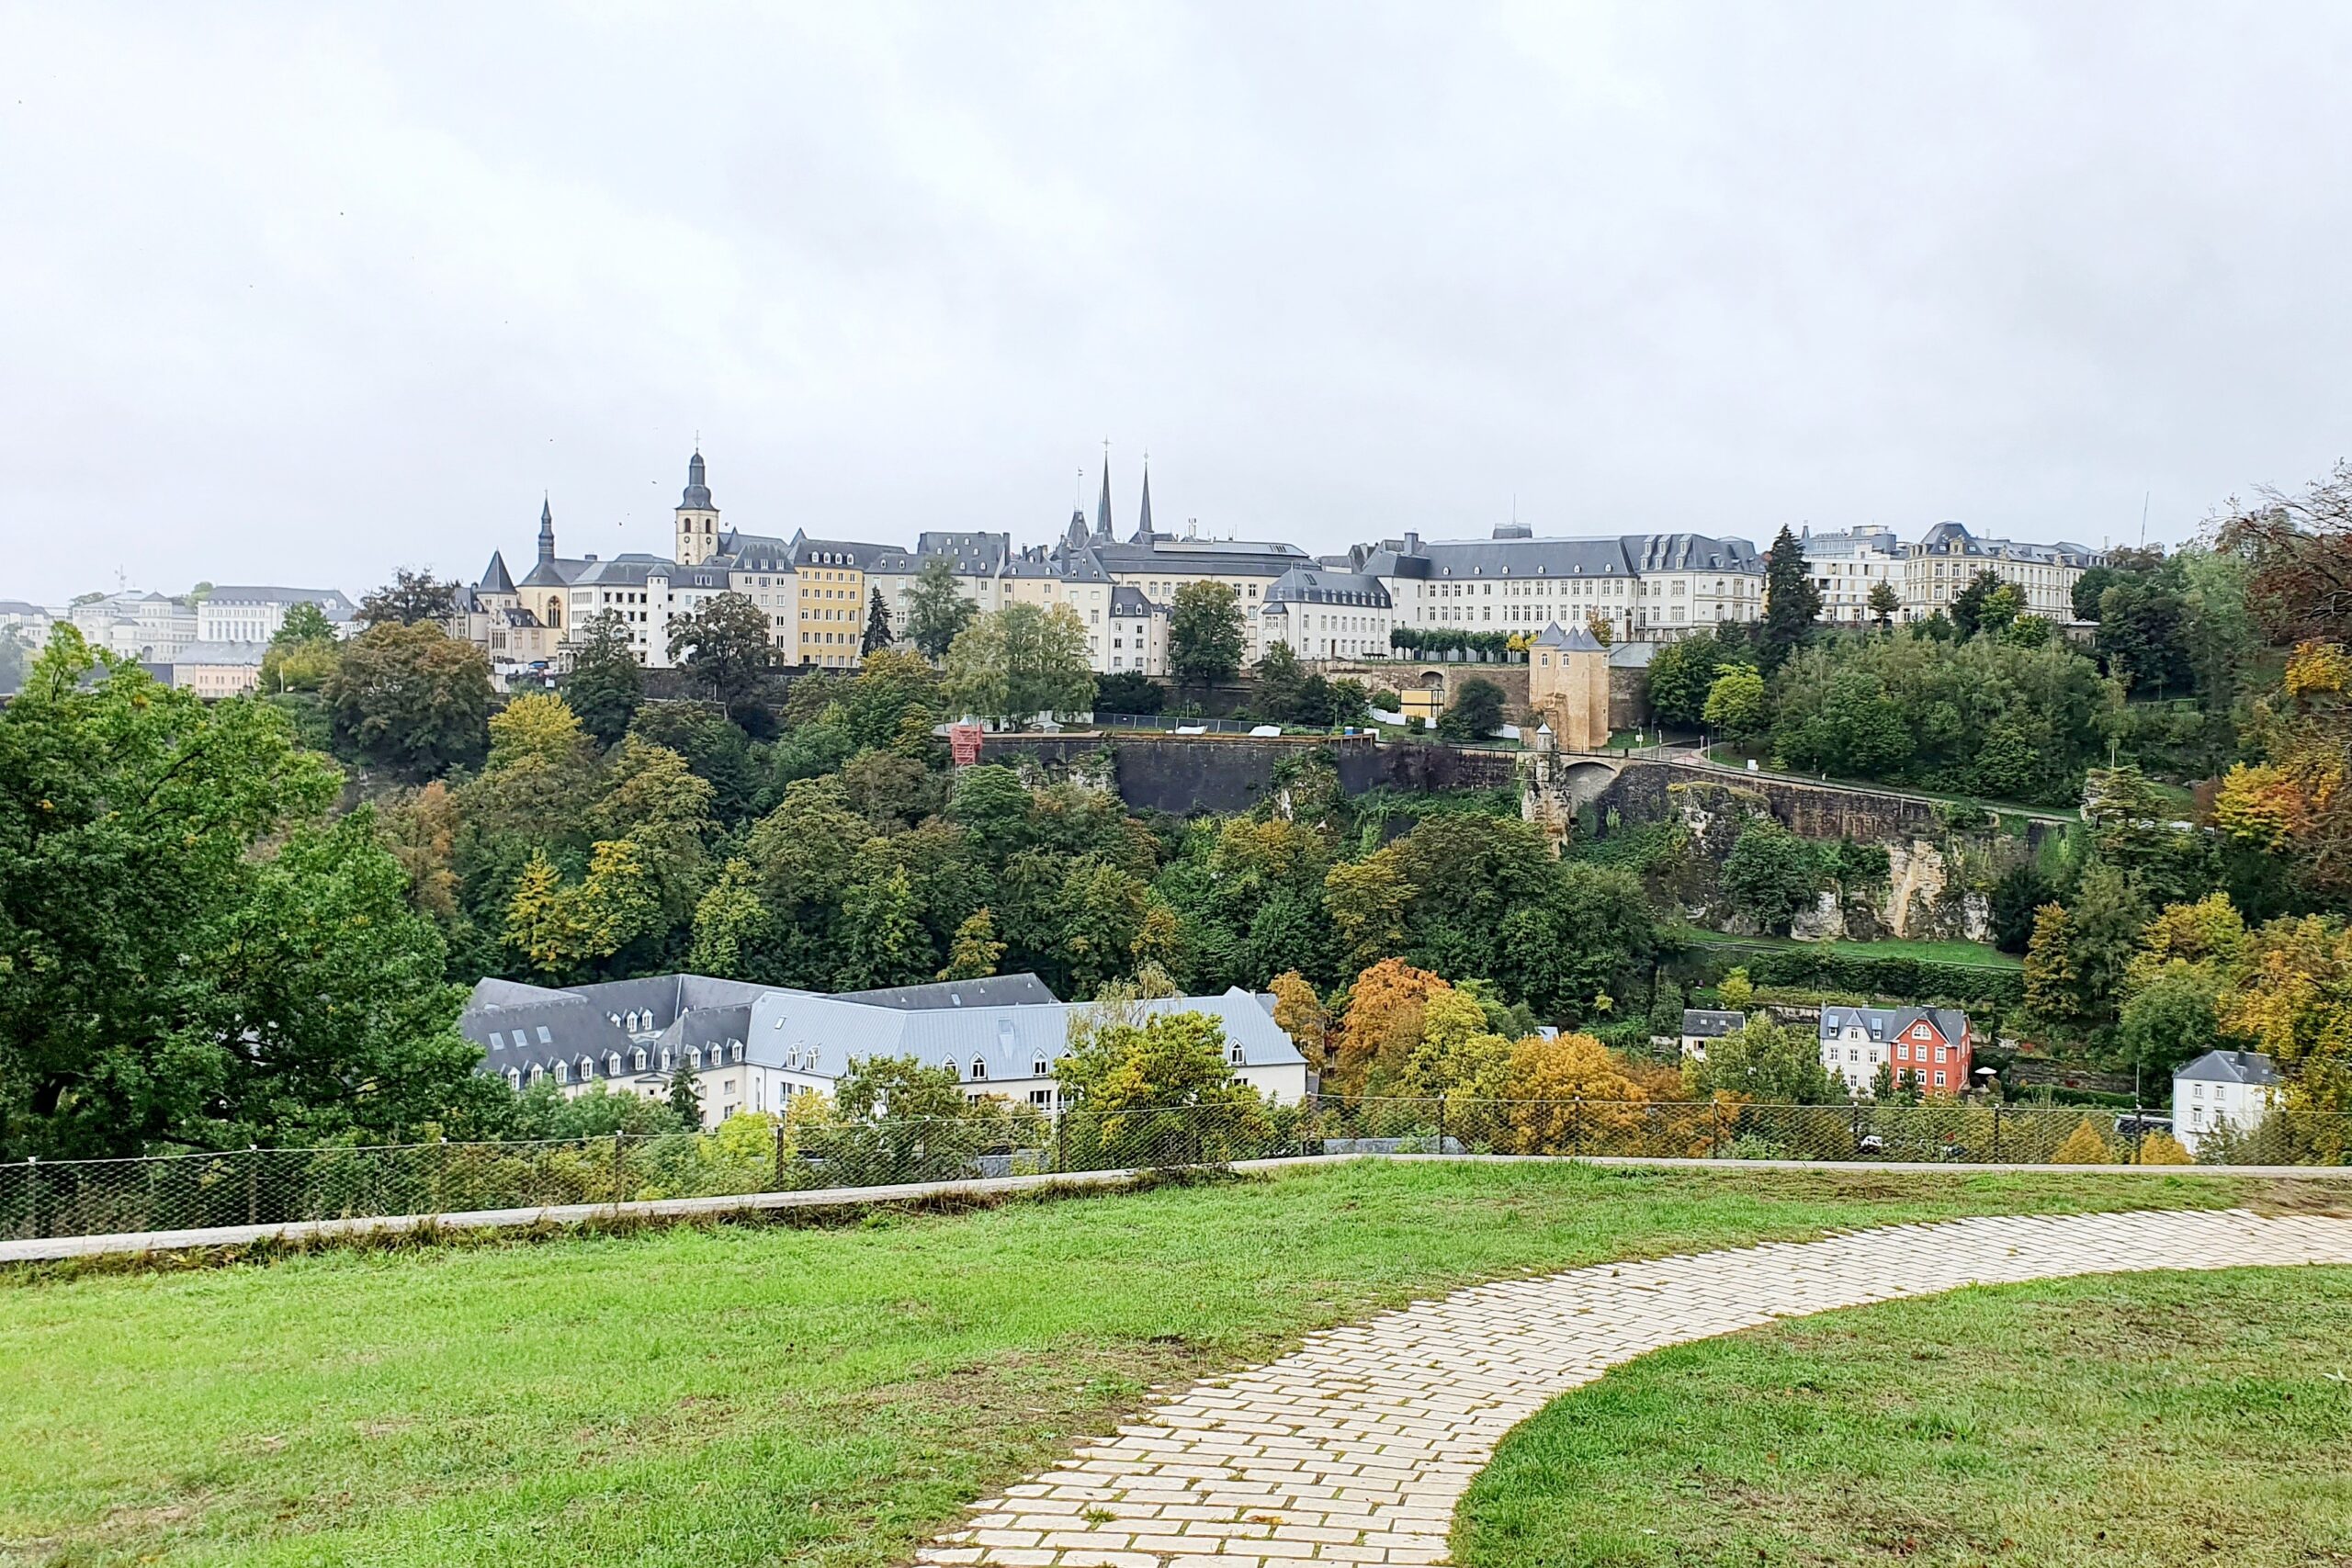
[{"x1": 2173, "y1": 1049, "x2": 2283, "y2": 1155}]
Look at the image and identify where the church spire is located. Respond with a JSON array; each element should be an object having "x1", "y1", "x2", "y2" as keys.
[
  {"x1": 1094, "y1": 439, "x2": 1114, "y2": 540},
  {"x1": 537, "y1": 496, "x2": 556, "y2": 568},
  {"x1": 1136, "y1": 451, "x2": 1154, "y2": 540},
  {"x1": 680, "y1": 448, "x2": 714, "y2": 510}
]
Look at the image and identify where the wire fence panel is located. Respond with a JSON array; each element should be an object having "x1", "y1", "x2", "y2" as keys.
[{"x1": 2, "y1": 1099, "x2": 2345, "y2": 1244}]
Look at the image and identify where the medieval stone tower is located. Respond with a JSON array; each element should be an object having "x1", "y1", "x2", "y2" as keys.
[
  {"x1": 674, "y1": 449, "x2": 720, "y2": 565},
  {"x1": 1527, "y1": 621, "x2": 1611, "y2": 750}
]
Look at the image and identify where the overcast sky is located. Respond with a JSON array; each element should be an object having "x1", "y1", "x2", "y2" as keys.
[{"x1": 6, "y1": 3, "x2": 2352, "y2": 604}]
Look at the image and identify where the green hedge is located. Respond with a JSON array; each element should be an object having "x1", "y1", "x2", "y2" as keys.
[{"x1": 1672, "y1": 944, "x2": 2023, "y2": 1010}]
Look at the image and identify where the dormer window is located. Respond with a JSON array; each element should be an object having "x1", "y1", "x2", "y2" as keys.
[
  {"x1": 633, "y1": 1047, "x2": 648, "y2": 1070},
  {"x1": 1227, "y1": 1042, "x2": 1246, "y2": 1066},
  {"x1": 1032, "y1": 1055, "x2": 1048, "y2": 1077},
  {"x1": 971, "y1": 1057, "x2": 989, "y2": 1080},
  {"x1": 554, "y1": 1061, "x2": 570, "y2": 1084}
]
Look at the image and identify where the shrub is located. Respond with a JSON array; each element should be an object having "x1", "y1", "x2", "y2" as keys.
[
  {"x1": 2051, "y1": 1118, "x2": 2114, "y2": 1165},
  {"x1": 2136, "y1": 1129, "x2": 2194, "y2": 1166}
]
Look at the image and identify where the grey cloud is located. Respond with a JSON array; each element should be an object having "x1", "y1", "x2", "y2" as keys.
[{"x1": 5, "y1": 1, "x2": 2351, "y2": 603}]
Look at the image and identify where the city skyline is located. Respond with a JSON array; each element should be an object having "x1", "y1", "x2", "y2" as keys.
[{"x1": 14, "y1": 4, "x2": 2352, "y2": 601}]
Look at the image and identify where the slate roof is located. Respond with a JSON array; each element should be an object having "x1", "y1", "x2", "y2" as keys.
[
  {"x1": 1361, "y1": 533, "x2": 1762, "y2": 582},
  {"x1": 458, "y1": 972, "x2": 1303, "y2": 1089},
  {"x1": 1532, "y1": 620, "x2": 1602, "y2": 651},
  {"x1": 1108, "y1": 585, "x2": 1160, "y2": 618},
  {"x1": 1262, "y1": 568, "x2": 1391, "y2": 609},
  {"x1": 566, "y1": 554, "x2": 675, "y2": 588},
  {"x1": 172, "y1": 640, "x2": 267, "y2": 667},
  {"x1": 792, "y1": 535, "x2": 899, "y2": 571},
  {"x1": 1818, "y1": 1005, "x2": 1971, "y2": 1044},
  {"x1": 914, "y1": 532, "x2": 1015, "y2": 575},
  {"x1": 842, "y1": 975, "x2": 1061, "y2": 1010},
  {"x1": 1681, "y1": 1009, "x2": 1746, "y2": 1039},
  {"x1": 2175, "y1": 1049, "x2": 2283, "y2": 1087},
  {"x1": 207, "y1": 585, "x2": 357, "y2": 614},
  {"x1": 478, "y1": 551, "x2": 517, "y2": 594},
  {"x1": 1908, "y1": 521, "x2": 2104, "y2": 569},
  {"x1": 712, "y1": 530, "x2": 797, "y2": 572},
  {"x1": 1087, "y1": 537, "x2": 1314, "y2": 579}
]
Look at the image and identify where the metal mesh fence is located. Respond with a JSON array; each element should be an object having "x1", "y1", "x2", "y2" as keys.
[{"x1": 2, "y1": 1098, "x2": 2343, "y2": 1244}]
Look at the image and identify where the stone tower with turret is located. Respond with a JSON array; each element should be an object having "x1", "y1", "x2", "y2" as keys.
[
  {"x1": 674, "y1": 449, "x2": 720, "y2": 565},
  {"x1": 1527, "y1": 621, "x2": 1611, "y2": 750}
]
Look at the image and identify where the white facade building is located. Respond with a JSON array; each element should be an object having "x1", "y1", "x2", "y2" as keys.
[
  {"x1": 1797, "y1": 526, "x2": 1903, "y2": 626},
  {"x1": 1254, "y1": 569, "x2": 1394, "y2": 662},
  {"x1": 461, "y1": 972, "x2": 1314, "y2": 1128},
  {"x1": 1357, "y1": 527, "x2": 1765, "y2": 646},
  {"x1": 198, "y1": 586, "x2": 356, "y2": 645},
  {"x1": 2172, "y1": 1049, "x2": 2283, "y2": 1155},
  {"x1": 70, "y1": 591, "x2": 200, "y2": 661}
]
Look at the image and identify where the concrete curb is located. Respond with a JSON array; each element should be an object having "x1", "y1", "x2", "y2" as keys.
[{"x1": 4, "y1": 1151, "x2": 2343, "y2": 1264}]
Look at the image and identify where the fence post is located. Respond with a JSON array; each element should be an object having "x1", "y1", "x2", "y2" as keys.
[
  {"x1": 24, "y1": 1157, "x2": 37, "y2": 1241},
  {"x1": 1436, "y1": 1097, "x2": 1447, "y2": 1156},
  {"x1": 1055, "y1": 1109, "x2": 1069, "y2": 1173},
  {"x1": 246, "y1": 1145, "x2": 259, "y2": 1225},
  {"x1": 613, "y1": 1132, "x2": 628, "y2": 1203},
  {"x1": 1990, "y1": 1103, "x2": 2003, "y2": 1164},
  {"x1": 772, "y1": 1121, "x2": 786, "y2": 1190},
  {"x1": 1709, "y1": 1100, "x2": 1724, "y2": 1158}
]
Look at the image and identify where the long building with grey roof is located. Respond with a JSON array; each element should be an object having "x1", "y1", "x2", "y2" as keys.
[
  {"x1": 460, "y1": 971, "x2": 1312, "y2": 1124},
  {"x1": 1356, "y1": 525, "x2": 1763, "y2": 645}
]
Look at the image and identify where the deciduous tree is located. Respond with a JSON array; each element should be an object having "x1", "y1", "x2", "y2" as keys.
[
  {"x1": 1169, "y1": 581, "x2": 1245, "y2": 689},
  {"x1": 905, "y1": 556, "x2": 978, "y2": 659},
  {"x1": 564, "y1": 609, "x2": 644, "y2": 744},
  {"x1": 940, "y1": 604, "x2": 1095, "y2": 726},
  {"x1": 357, "y1": 569, "x2": 458, "y2": 627},
  {"x1": 667, "y1": 591, "x2": 775, "y2": 705},
  {"x1": 326, "y1": 620, "x2": 493, "y2": 777}
]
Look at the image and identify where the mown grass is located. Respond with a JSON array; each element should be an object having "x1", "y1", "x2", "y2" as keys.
[
  {"x1": 1459, "y1": 1264, "x2": 2352, "y2": 1567},
  {"x1": 0, "y1": 1160, "x2": 2314, "y2": 1567}
]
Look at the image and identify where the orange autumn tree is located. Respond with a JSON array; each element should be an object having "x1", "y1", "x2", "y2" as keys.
[
  {"x1": 1499, "y1": 1032, "x2": 1650, "y2": 1154},
  {"x1": 1267, "y1": 970, "x2": 1331, "y2": 1072},
  {"x1": 2215, "y1": 640, "x2": 2352, "y2": 893},
  {"x1": 1331, "y1": 958, "x2": 1449, "y2": 1097}
]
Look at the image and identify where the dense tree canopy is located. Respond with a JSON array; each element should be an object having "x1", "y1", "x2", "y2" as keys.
[
  {"x1": 325, "y1": 620, "x2": 493, "y2": 778},
  {"x1": 941, "y1": 604, "x2": 1095, "y2": 725},
  {"x1": 357, "y1": 570, "x2": 460, "y2": 627},
  {"x1": 905, "y1": 556, "x2": 978, "y2": 659},
  {"x1": 0, "y1": 633, "x2": 489, "y2": 1158},
  {"x1": 1169, "y1": 581, "x2": 1245, "y2": 688}
]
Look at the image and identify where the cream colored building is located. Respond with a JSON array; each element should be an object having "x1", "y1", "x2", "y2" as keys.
[
  {"x1": 1902, "y1": 521, "x2": 2104, "y2": 624},
  {"x1": 170, "y1": 640, "x2": 266, "y2": 697}
]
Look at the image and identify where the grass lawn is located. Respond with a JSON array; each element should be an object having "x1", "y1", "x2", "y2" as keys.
[
  {"x1": 0, "y1": 1161, "x2": 2310, "y2": 1568},
  {"x1": 1458, "y1": 1265, "x2": 2352, "y2": 1567},
  {"x1": 1679, "y1": 928, "x2": 2025, "y2": 970}
]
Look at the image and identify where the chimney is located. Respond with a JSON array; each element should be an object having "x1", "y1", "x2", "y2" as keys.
[{"x1": 1404, "y1": 531, "x2": 1421, "y2": 554}]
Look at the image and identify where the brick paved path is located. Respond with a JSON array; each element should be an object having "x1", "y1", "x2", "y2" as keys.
[{"x1": 920, "y1": 1208, "x2": 2352, "y2": 1568}]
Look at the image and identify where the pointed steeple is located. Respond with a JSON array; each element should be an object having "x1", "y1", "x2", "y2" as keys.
[
  {"x1": 1094, "y1": 442, "x2": 1114, "y2": 540},
  {"x1": 1136, "y1": 453, "x2": 1154, "y2": 541},
  {"x1": 480, "y1": 550, "x2": 516, "y2": 595},
  {"x1": 537, "y1": 497, "x2": 556, "y2": 568},
  {"x1": 680, "y1": 449, "x2": 714, "y2": 510}
]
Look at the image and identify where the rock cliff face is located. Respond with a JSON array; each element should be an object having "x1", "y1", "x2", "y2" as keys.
[{"x1": 1578, "y1": 771, "x2": 2025, "y2": 943}]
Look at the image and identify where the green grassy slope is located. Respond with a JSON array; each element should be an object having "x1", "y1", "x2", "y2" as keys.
[
  {"x1": 0, "y1": 1161, "x2": 2294, "y2": 1568},
  {"x1": 1460, "y1": 1266, "x2": 2352, "y2": 1568}
]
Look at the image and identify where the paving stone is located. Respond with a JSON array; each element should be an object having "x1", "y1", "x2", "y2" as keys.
[{"x1": 926, "y1": 1209, "x2": 2352, "y2": 1568}]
